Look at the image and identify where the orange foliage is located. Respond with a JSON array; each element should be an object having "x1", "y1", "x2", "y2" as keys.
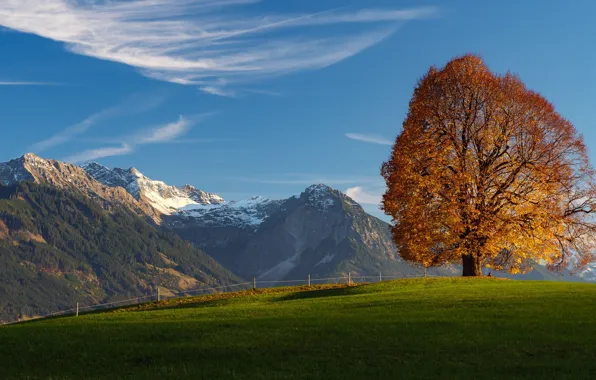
[{"x1": 381, "y1": 55, "x2": 596, "y2": 276}]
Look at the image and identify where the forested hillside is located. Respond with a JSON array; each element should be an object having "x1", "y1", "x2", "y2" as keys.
[{"x1": 0, "y1": 183, "x2": 239, "y2": 322}]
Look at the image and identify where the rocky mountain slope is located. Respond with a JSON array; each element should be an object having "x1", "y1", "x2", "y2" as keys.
[
  {"x1": 0, "y1": 181, "x2": 239, "y2": 323},
  {"x1": 80, "y1": 161, "x2": 427, "y2": 281},
  {"x1": 0, "y1": 154, "x2": 242, "y2": 322},
  {"x1": 1, "y1": 154, "x2": 586, "y2": 290},
  {"x1": 81, "y1": 162, "x2": 224, "y2": 215},
  {"x1": 80, "y1": 160, "x2": 588, "y2": 283},
  {"x1": 0, "y1": 154, "x2": 160, "y2": 221},
  {"x1": 168, "y1": 184, "x2": 444, "y2": 281}
]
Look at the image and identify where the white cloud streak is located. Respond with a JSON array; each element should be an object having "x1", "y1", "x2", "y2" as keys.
[
  {"x1": 0, "y1": 81, "x2": 61, "y2": 86},
  {"x1": 200, "y1": 86, "x2": 237, "y2": 98},
  {"x1": 65, "y1": 143, "x2": 134, "y2": 163},
  {"x1": 0, "y1": 1, "x2": 438, "y2": 95},
  {"x1": 346, "y1": 133, "x2": 393, "y2": 145},
  {"x1": 139, "y1": 116, "x2": 190, "y2": 144},
  {"x1": 30, "y1": 94, "x2": 165, "y2": 152},
  {"x1": 345, "y1": 186, "x2": 382, "y2": 205},
  {"x1": 136, "y1": 112, "x2": 217, "y2": 144},
  {"x1": 31, "y1": 108, "x2": 117, "y2": 153},
  {"x1": 64, "y1": 112, "x2": 216, "y2": 163}
]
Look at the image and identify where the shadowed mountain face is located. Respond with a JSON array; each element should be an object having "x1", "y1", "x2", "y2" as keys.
[
  {"x1": 79, "y1": 158, "x2": 587, "y2": 283},
  {"x1": 0, "y1": 154, "x2": 583, "y2": 296},
  {"x1": 79, "y1": 159, "x2": 427, "y2": 281},
  {"x1": 164, "y1": 187, "x2": 586, "y2": 282},
  {"x1": 0, "y1": 156, "x2": 240, "y2": 322},
  {"x1": 0, "y1": 154, "x2": 161, "y2": 221},
  {"x1": 168, "y1": 185, "x2": 439, "y2": 281},
  {"x1": 0, "y1": 182, "x2": 240, "y2": 323}
]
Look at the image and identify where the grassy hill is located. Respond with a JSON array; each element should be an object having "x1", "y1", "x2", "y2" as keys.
[{"x1": 2, "y1": 278, "x2": 596, "y2": 379}]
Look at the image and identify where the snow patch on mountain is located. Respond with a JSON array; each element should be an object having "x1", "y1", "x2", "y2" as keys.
[
  {"x1": 82, "y1": 161, "x2": 358, "y2": 232},
  {"x1": 180, "y1": 196, "x2": 281, "y2": 227},
  {"x1": 0, "y1": 154, "x2": 44, "y2": 185},
  {"x1": 82, "y1": 161, "x2": 284, "y2": 226},
  {"x1": 302, "y1": 184, "x2": 337, "y2": 211},
  {"x1": 80, "y1": 162, "x2": 130, "y2": 188},
  {"x1": 82, "y1": 162, "x2": 224, "y2": 215}
]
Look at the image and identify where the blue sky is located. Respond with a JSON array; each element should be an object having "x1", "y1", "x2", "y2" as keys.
[{"x1": 1, "y1": 0, "x2": 596, "y2": 220}]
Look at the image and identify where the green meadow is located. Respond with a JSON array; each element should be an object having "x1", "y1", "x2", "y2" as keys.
[{"x1": 2, "y1": 278, "x2": 596, "y2": 379}]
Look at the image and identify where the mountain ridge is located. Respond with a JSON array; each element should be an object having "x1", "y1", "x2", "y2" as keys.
[
  {"x1": 79, "y1": 159, "x2": 410, "y2": 281},
  {"x1": 0, "y1": 181, "x2": 239, "y2": 322},
  {"x1": 0, "y1": 153, "x2": 161, "y2": 221},
  {"x1": 0, "y1": 154, "x2": 588, "y2": 285},
  {"x1": 81, "y1": 161, "x2": 224, "y2": 215},
  {"x1": 79, "y1": 158, "x2": 590, "y2": 283}
]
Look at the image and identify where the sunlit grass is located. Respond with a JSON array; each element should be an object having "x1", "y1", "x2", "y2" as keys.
[{"x1": 2, "y1": 278, "x2": 596, "y2": 379}]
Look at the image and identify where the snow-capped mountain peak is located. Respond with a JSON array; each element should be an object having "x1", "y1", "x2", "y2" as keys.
[
  {"x1": 0, "y1": 154, "x2": 38, "y2": 185},
  {"x1": 0, "y1": 155, "x2": 161, "y2": 220},
  {"x1": 301, "y1": 184, "x2": 339, "y2": 211},
  {"x1": 179, "y1": 184, "x2": 225, "y2": 205},
  {"x1": 305, "y1": 184, "x2": 333, "y2": 192},
  {"x1": 82, "y1": 163, "x2": 224, "y2": 215},
  {"x1": 1, "y1": 153, "x2": 84, "y2": 187},
  {"x1": 80, "y1": 162, "x2": 131, "y2": 188},
  {"x1": 129, "y1": 167, "x2": 142, "y2": 177},
  {"x1": 21, "y1": 152, "x2": 44, "y2": 162}
]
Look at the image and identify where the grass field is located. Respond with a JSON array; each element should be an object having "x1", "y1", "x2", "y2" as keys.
[{"x1": 2, "y1": 278, "x2": 596, "y2": 379}]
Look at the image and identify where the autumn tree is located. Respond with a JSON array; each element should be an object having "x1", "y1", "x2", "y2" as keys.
[{"x1": 381, "y1": 54, "x2": 596, "y2": 276}]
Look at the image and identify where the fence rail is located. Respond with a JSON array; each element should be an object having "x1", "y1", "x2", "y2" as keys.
[{"x1": 1, "y1": 272, "x2": 439, "y2": 326}]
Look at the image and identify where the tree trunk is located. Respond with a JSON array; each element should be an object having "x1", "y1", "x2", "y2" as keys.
[{"x1": 462, "y1": 254, "x2": 482, "y2": 276}]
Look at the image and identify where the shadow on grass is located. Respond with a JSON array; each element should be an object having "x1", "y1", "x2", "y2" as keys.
[
  {"x1": 3, "y1": 282, "x2": 417, "y2": 325},
  {"x1": 2, "y1": 285, "x2": 356, "y2": 326},
  {"x1": 273, "y1": 286, "x2": 360, "y2": 302},
  {"x1": 102, "y1": 284, "x2": 352, "y2": 313}
]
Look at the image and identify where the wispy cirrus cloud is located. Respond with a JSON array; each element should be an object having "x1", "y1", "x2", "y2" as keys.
[
  {"x1": 139, "y1": 116, "x2": 191, "y2": 144},
  {"x1": 0, "y1": 81, "x2": 62, "y2": 86},
  {"x1": 200, "y1": 86, "x2": 238, "y2": 98},
  {"x1": 346, "y1": 133, "x2": 393, "y2": 146},
  {"x1": 30, "y1": 94, "x2": 165, "y2": 153},
  {"x1": 64, "y1": 112, "x2": 217, "y2": 163},
  {"x1": 64, "y1": 143, "x2": 134, "y2": 163},
  {"x1": 0, "y1": 1, "x2": 439, "y2": 96},
  {"x1": 137, "y1": 112, "x2": 218, "y2": 144},
  {"x1": 32, "y1": 108, "x2": 117, "y2": 153}
]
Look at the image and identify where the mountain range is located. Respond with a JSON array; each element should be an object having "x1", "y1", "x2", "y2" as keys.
[
  {"x1": 0, "y1": 154, "x2": 587, "y2": 321},
  {"x1": 80, "y1": 161, "x2": 426, "y2": 281}
]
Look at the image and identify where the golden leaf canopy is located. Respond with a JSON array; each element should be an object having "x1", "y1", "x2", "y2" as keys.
[{"x1": 382, "y1": 54, "x2": 596, "y2": 276}]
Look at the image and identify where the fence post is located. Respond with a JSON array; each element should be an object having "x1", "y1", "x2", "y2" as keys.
[
  {"x1": 424, "y1": 267, "x2": 427, "y2": 279},
  {"x1": 76, "y1": 302, "x2": 79, "y2": 317},
  {"x1": 157, "y1": 287, "x2": 161, "y2": 302},
  {"x1": 253, "y1": 277, "x2": 256, "y2": 289},
  {"x1": 379, "y1": 272, "x2": 382, "y2": 282},
  {"x1": 308, "y1": 274, "x2": 311, "y2": 287},
  {"x1": 348, "y1": 272, "x2": 352, "y2": 286}
]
